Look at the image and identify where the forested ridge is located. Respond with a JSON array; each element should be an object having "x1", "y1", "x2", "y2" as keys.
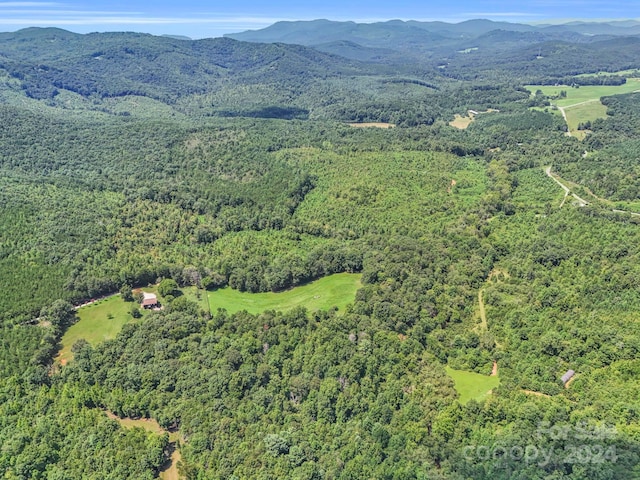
[{"x1": 1, "y1": 24, "x2": 640, "y2": 479}]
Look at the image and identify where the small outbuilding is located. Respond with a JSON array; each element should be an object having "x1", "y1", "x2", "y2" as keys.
[
  {"x1": 561, "y1": 370, "x2": 575, "y2": 385},
  {"x1": 141, "y1": 292, "x2": 159, "y2": 309}
]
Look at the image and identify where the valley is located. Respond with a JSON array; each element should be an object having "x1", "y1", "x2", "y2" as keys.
[{"x1": 1, "y1": 18, "x2": 640, "y2": 480}]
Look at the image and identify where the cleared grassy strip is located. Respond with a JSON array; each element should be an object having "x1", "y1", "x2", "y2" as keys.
[
  {"x1": 576, "y1": 69, "x2": 640, "y2": 77},
  {"x1": 525, "y1": 79, "x2": 640, "y2": 107},
  {"x1": 208, "y1": 273, "x2": 361, "y2": 315},
  {"x1": 446, "y1": 366, "x2": 500, "y2": 404},
  {"x1": 348, "y1": 122, "x2": 395, "y2": 128}
]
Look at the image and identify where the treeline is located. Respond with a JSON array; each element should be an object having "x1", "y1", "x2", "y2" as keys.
[{"x1": 529, "y1": 74, "x2": 627, "y2": 86}]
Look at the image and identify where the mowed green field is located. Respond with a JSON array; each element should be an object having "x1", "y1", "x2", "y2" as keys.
[
  {"x1": 525, "y1": 79, "x2": 640, "y2": 107},
  {"x1": 564, "y1": 101, "x2": 608, "y2": 134},
  {"x1": 208, "y1": 273, "x2": 362, "y2": 315},
  {"x1": 526, "y1": 80, "x2": 640, "y2": 138},
  {"x1": 57, "y1": 294, "x2": 133, "y2": 364},
  {"x1": 58, "y1": 275, "x2": 360, "y2": 363},
  {"x1": 446, "y1": 366, "x2": 500, "y2": 404}
]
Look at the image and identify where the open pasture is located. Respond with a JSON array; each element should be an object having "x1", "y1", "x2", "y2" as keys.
[{"x1": 208, "y1": 273, "x2": 361, "y2": 315}]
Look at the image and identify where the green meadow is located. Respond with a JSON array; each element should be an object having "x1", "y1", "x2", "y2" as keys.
[
  {"x1": 56, "y1": 294, "x2": 135, "y2": 364},
  {"x1": 525, "y1": 79, "x2": 640, "y2": 107},
  {"x1": 208, "y1": 273, "x2": 361, "y2": 315},
  {"x1": 57, "y1": 274, "x2": 361, "y2": 363},
  {"x1": 446, "y1": 366, "x2": 500, "y2": 404},
  {"x1": 526, "y1": 80, "x2": 640, "y2": 137}
]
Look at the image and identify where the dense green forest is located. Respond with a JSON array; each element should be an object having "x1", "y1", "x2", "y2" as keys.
[{"x1": 1, "y1": 24, "x2": 640, "y2": 479}]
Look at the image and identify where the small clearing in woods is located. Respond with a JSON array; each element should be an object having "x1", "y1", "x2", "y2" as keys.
[
  {"x1": 449, "y1": 114, "x2": 473, "y2": 129},
  {"x1": 450, "y1": 109, "x2": 500, "y2": 129},
  {"x1": 446, "y1": 366, "x2": 500, "y2": 404}
]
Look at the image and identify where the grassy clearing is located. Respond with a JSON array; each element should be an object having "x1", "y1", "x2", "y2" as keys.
[
  {"x1": 563, "y1": 101, "x2": 608, "y2": 139},
  {"x1": 527, "y1": 80, "x2": 640, "y2": 137},
  {"x1": 57, "y1": 286, "x2": 209, "y2": 364},
  {"x1": 525, "y1": 80, "x2": 640, "y2": 107},
  {"x1": 446, "y1": 366, "x2": 500, "y2": 404},
  {"x1": 105, "y1": 411, "x2": 167, "y2": 435},
  {"x1": 56, "y1": 295, "x2": 135, "y2": 364},
  {"x1": 208, "y1": 273, "x2": 361, "y2": 315}
]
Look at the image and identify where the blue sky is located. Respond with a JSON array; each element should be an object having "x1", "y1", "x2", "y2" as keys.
[{"x1": 0, "y1": 1, "x2": 638, "y2": 38}]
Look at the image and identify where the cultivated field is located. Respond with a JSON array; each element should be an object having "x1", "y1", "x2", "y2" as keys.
[
  {"x1": 446, "y1": 366, "x2": 500, "y2": 404},
  {"x1": 208, "y1": 273, "x2": 361, "y2": 315}
]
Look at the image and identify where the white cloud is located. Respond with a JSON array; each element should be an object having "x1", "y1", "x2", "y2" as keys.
[
  {"x1": 0, "y1": 15, "x2": 283, "y2": 26},
  {"x1": 0, "y1": 2, "x2": 61, "y2": 6}
]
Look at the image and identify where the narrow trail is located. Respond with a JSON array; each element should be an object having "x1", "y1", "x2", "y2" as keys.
[
  {"x1": 557, "y1": 106, "x2": 571, "y2": 136},
  {"x1": 478, "y1": 289, "x2": 487, "y2": 331},
  {"x1": 478, "y1": 287, "x2": 502, "y2": 366}
]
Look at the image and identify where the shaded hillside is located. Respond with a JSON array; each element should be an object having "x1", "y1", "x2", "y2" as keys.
[
  {"x1": 0, "y1": 28, "x2": 365, "y2": 101},
  {"x1": 442, "y1": 36, "x2": 640, "y2": 80}
]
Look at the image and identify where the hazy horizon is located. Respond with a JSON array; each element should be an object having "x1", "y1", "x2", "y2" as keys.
[{"x1": 0, "y1": 1, "x2": 638, "y2": 39}]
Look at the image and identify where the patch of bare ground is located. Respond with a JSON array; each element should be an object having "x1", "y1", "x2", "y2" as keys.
[
  {"x1": 565, "y1": 375, "x2": 577, "y2": 389},
  {"x1": 449, "y1": 114, "x2": 473, "y2": 129}
]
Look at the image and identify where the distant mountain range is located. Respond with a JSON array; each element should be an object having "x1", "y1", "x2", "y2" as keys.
[
  {"x1": 226, "y1": 18, "x2": 640, "y2": 46},
  {"x1": 0, "y1": 22, "x2": 638, "y2": 116},
  {"x1": 225, "y1": 19, "x2": 640, "y2": 63}
]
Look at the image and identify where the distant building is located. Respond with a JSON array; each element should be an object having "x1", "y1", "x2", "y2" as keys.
[
  {"x1": 141, "y1": 292, "x2": 159, "y2": 309},
  {"x1": 561, "y1": 370, "x2": 575, "y2": 385}
]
